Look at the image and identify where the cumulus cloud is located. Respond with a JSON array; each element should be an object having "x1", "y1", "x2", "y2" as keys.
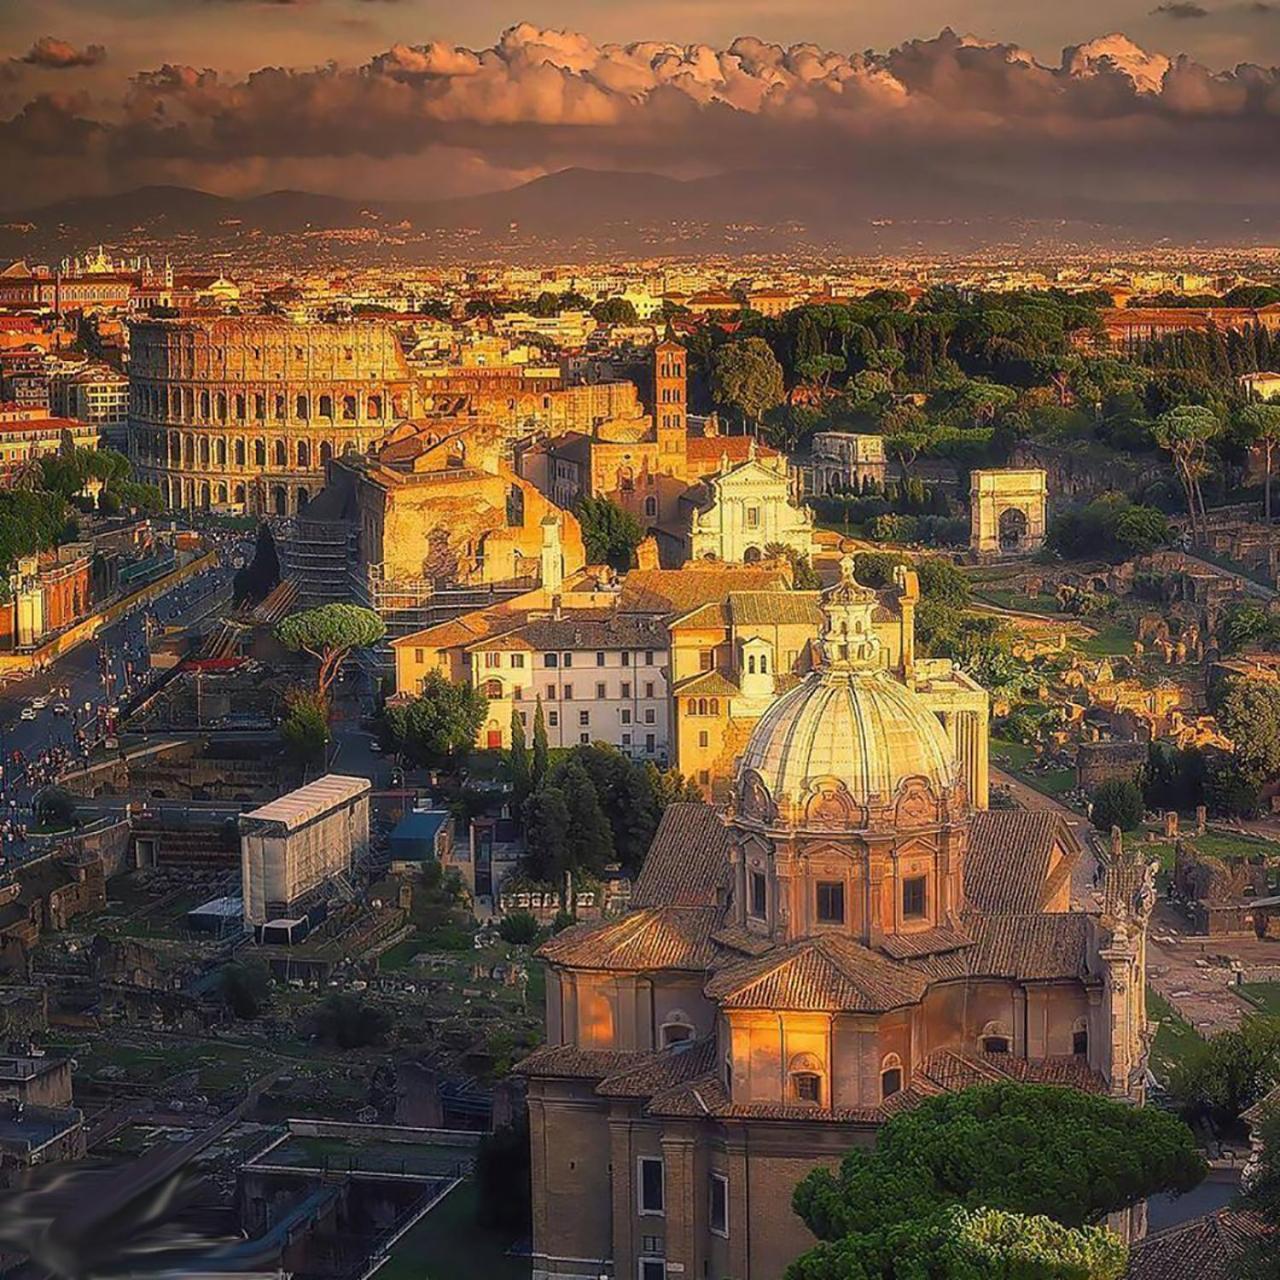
[
  {"x1": 5, "y1": 23, "x2": 1280, "y2": 212},
  {"x1": 20, "y1": 36, "x2": 107, "y2": 69}
]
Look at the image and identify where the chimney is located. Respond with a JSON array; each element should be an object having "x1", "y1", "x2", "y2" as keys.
[
  {"x1": 634, "y1": 536, "x2": 659, "y2": 572},
  {"x1": 552, "y1": 595, "x2": 563, "y2": 621}
]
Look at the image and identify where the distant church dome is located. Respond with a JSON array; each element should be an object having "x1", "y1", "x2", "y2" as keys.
[{"x1": 734, "y1": 558, "x2": 960, "y2": 827}]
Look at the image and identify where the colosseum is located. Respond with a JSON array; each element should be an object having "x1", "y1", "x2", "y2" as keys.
[{"x1": 127, "y1": 316, "x2": 420, "y2": 515}]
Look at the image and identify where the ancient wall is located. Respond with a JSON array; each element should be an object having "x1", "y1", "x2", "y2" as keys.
[{"x1": 1076, "y1": 740, "x2": 1149, "y2": 792}]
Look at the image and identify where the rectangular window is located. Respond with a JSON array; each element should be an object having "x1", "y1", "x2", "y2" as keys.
[
  {"x1": 546, "y1": 684, "x2": 557, "y2": 700},
  {"x1": 645, "y1": 733, "x2": 655, "y2": 753},
  {"x1": 699, "y1": 731, "x2": 709, "y2": 748},
  {"x1": 903, "y1": 876, "x2": 927, "y2": 920},
  {"x1": 510, "y1": 653, "x2": 525, "y2": 669},
  {"x1": 545, "y1": 653, "x2": 558, "y2": 668},
  {"x1": 413, "y1": 647, "x2": 424, "y2": 664},
  {"x1": 698, "y1": 769, "x2": 710, "y2": 785},
  {"x1": 563, "y1": 653, "x2": 573, "y2": 668},
  {"x1": 513, "y1": 686, "x2": 522, "y2": 701},
  {"x1": 579, "y1": 711, "x2": 590, "y2": 726},
  {"x1": 596, "y1": 651, "x2": 606, "y2": 666},
  {"x1": 518, "y1": 712, "x2": 528, "y2": 726},
  {"x1": 750, "y1": 871, "x2": 767, "y2": 919},
  {"x1": 644, "y1": 709, "x2": 655, "y2": 724},
  {"x1": 645, "y1": 650, "x2": 654, "y2": 665},
  {"x1": 580, "y1": 733, "x2": 590, "y2": 745},
  {"x1": 548, "y1": 711, "x2": 559, "y2": 727},
  {"x1": 640, "y1": 1261, "x2": 665, "y2": 1280},
  {"x1": 645, "y1": 682, "x2": 655, "y2": 698},
  {"x1": 816, "y1": 881, "x2": 845, "y2": 925},
  {"x1": 563, "y1": 684, "x2": 573, "y2": 700},
  {"x1": 622, "y1": 651, "x2": 631, "y2": 666},
  {"x1": 746, "y1": 506, "x2": 760, "y2": 528},
  {"x1": 621, "y1": 709, "x2": 632, "y2": 724},
  {"x1": 710, "y1": 1173, "x2": 729, "y2": 1238},
  {"x1": 484, "y1": 652, "x2": 500, "y2": 669},
  {"x1": 638, "y1": 1157, "x2": 664, "y2": 1215},
  {"x1": 621, "y1": 682, "x2": 631, "y2": 699},
  {"x1": 596, "y1": 682, "x2": 607, "y2": 699},
  {"x1": 622, "y1": 733, "x2": 632, "y2": 747},
  {"x1": 699, "y1": 649, "x2": 714, "y2": 672}
]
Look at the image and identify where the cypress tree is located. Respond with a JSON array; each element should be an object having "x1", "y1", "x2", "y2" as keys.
[
  {"x1": 532, "y1": 696, "x2": 549, "y2": 788},
  {"x1": 509, "y1": 706, "x2": 531, "y2": 808}
]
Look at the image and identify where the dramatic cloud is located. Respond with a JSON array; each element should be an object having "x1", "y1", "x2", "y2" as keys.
[
  {"x1": 6, "y1": 24, "x2": 1280, "y2": 212},
  {"x1": 20, "y1": 36, "x2": 107, "y2": 69}
]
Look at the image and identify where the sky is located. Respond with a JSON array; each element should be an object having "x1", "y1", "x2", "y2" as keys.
[{"x1": 3, "y1": 0, "x2": 1280, "y2": 211}]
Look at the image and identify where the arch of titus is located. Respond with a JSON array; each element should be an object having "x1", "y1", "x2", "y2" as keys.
[{"x1": 970, "y1": 468, "x2": 1048, "y2": 559}]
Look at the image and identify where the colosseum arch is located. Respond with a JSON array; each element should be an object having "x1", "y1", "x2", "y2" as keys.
[
  {"x1": 235, "y1": 439, "x2": 246, "y2": 468},
  {"x1": 320, "y1": 441, "x2": 333, "y2": 465},
  {"x1": 215, "y1": 438, "x2": 227, "y2": 467},
  {"x1": 234, "y1": 483, "x2": 246, "y2": 506},
  {"x1": 297, "y1": 440, "x2": 310, "y2": 468},
  {"x1": 273, "y1": 439, "x2": 287, "y2": 467},
  {"x1": 254, "y1": 439, "x2": 266, "y2": 467}
]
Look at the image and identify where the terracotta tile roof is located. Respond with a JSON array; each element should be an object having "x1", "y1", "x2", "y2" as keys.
[
  {"x1": 1243, "y1": 1082, "x2": 1280, "y2": 1127},
  {"x1": 709, "y1": 924, "x2": 775, "y2": 956},
  {"x1": 672, "y1": 669, "x2": 740, "y2": 698},
  {"x1": 617, "y1": 568, "x2": 788, "y2": 614},
  {"x1": 631, "y1": 804, "x2": 731, "y2": 908},
  {"x1": 961, "y1": 911, "x2": 1092, "y2": 981},
  {"x1": 966, "y1": 811, "x2": 1079, "y2": 915},
  {"x1": 726, "y1": 591, "x2": 822, "y2": 627},
  {"x1": 537, "y1": 906, "x2": 720, "y2": 972},
  {"x1": 669, "y1": 601, "x2": 728, "y2": 629},
  {"x1": 478, "y1": 611, "x2": 668, "y2": 652},
  {"x1": 595, "y1": 1036, "x2": 718, "y2": 1097},
  {"x1": 685, "y1": 436, "x2": 778, "y2": 466},
  {"x1": 512, "y1": 1043, "x2": 635, "y2": 1080},
  {"x1": 918, "y1": 1050, "x2": 1106, "y2": 1095},
  {"x1": 706, "y1": 933, "x2": 931, "y2": 1013},
  {"x1": 1125, "y1": 1210, "x2": 1271, "y2": 1280},
  {"x1": 878, "y1": 925, "x2": 972, "y2": 960}
]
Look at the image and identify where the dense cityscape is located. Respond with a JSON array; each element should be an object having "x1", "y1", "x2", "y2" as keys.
[{"x1": 2, "y1": 4, "x2": 1280, "y2": 1280}]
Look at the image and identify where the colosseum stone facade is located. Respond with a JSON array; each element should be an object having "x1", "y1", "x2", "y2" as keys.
[{"x1": 127, "y1": 316, "x2": 420, "y2": 515}]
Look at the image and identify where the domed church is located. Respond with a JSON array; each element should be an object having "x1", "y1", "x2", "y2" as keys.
[{"x1": 518, "y1": 561, "x2": 1157, "y2": 1280}]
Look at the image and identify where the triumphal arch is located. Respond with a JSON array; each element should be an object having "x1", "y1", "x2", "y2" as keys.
[{"x1": 970, "y1": 468, "x2": 1048, "y2": 559}]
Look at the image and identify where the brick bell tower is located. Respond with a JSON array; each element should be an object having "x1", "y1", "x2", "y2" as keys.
[{"x1": 653, "y1": 328, "x2": 687, "y2": 482}]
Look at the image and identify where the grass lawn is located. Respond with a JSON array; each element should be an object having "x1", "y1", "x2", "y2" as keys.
[
  {"x1": 1128, "y1": 828, "x2": 1280, "y2": 874},
  {"x1": 1075, "y1": 622, "x2": 1134, "y2": 657},
  {"x1": 991, "y1": 737, "x2": 1036, "y2": 769},
  {"x1": 377, "y1": 1180, "x2": 528, "y2": 1280},
  {"x1": 1235, "y1": 983, "x2": 1280, "y2": 1018},
  {"x1": 973, "y1": 588, "x2": 1063, "y2": 616},
  {"x1": 379, "y1": 937, "x2": 429, "y2": 971},
  {"x1": 1147, "y1": 987, "x2": 1204, "y2": 1081}
]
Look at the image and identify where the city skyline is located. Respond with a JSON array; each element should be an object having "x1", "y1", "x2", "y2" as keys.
[{"x1": 4, "y1": 3, "x2": 1280, "y2": 233}]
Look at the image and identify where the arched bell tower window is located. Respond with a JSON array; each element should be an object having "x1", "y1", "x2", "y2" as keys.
[
  {"x1": 789, "y1": 1053, "x2": 823, "y2": 1105},
  {"x1": 881, "y1": 1054, "x2": 903, "y2": 1099},
  {"x1": 661, "y1": 1010, "x2": 694, "y2": 1048},
  {"x1": 980, "y1": 1021, "x2": 1011, "y2": 1055}
]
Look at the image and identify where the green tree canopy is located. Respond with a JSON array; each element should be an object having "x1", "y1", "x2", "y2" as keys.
[
  {"x1": 1213, "y1": 677, "x2": 1280, "y2": 787},
  {"x1": 591, "y1": 297, "x2": 639, "y2": 326},
  {"x1": 576, "y1": 495, "x2": 645, "y2": 571},
  {"x1": 275, "y1": 603, "x2": 385, "y2": 698},
  {"x1": 1089, "y1": 778, "x2": 1144, "y2": 833},
  {"x1": 710, "y1": 337, "x2": 786, "y2": 428},
  {"x1": 788, "y1": 1083, "x2": 1204, "y2": 1280},
  {"x1": 382, "y1": 670, "x2": 488, "y2": 768}
]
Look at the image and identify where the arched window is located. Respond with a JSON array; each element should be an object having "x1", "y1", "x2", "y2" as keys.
[
  {"x1": 644, "y1": 496, "x2": 656, "y2": 518},
  {"x1": 367, "y1": 394, "x2": 382, "y2": 419},
  {"x1": 296, "y1": 487, "x2": 309, "y2": 512},
  {"x1": 215, "y1": 439, "x2": 226, "y2": 466},
  {"x1": 234, "y1": 394, "x2": 245, "y2": 420},
  {"x1": 760, "y1": 653, "x2": 768, "y2": 674},
  {"x1": 272, "y1": 485, "x2": 287, "y2": 516},
  {"x1": 274, "y1": 394, "x2": 285, "y2": 421},
  {"x1": 483, "y1": 679, "x2": 503, "y2": 699},
  {"x1": 296, "y1": 394, "x2": 309, "y2": 420},
  {"x1": 660, "y1": 1010, "x2": 694, "y2": 1048},
  {"x1": 254, "y1": 393, "x2": 265, "y2": 420},
  {"x1": 216, "y1": 482, "x2": 227, "y2": 504},
  {"x1": 881, "y1": 1054, "x2": 903, "y2": 1099},
  {"x1": 235, "y1": 439, "x2": 246, "y2": 468},
  {"x1": 696, "y1": 698, "x2": 707, "y2": 716},
  {"x1": 709, "y1": 699, "x2": 719, "y2": 715},
  {"x1": 747, "y1": 655, "x2": 756, "y2": 675},
  {"x1": 320, "y1": 441, "x2": 333, "y2": 464},
  {"x1": 1072, "y1": 1019, "x2": 1089, "y2": 1057},
  {"x1": 274, "y1": 439, "x2": 287, "y2": 467},
  {"x1": 980, "y1": 1022, "x2": 1011, "y2": 1055},
  {"x1": 215, "y1": 392, "x2": 227, "y2": 422},
  {"x1": 789, "y1": 1053, "x2": 823, "y2": 1105},
  {"x1": 342, "y1": 395, "x2": 357, "y2": 421},
  {"x1": 297, "y1": 440, "x2": 310, "y2": 468},
  {"x1": 318, "y1": 393, "x2": 333, "y2": 419},
  {"x1": 199, "y1": 437, "x2": 210, "y2": 466},
  {"x1": 234, "y1": 483, "x2": 246, "y2": 506},
  {"x1": 199, "y1": 390, "x2": 210, "y2": 418},
  {"x1": 254, "y1": 439, "x2": 266, "y2": 468}
]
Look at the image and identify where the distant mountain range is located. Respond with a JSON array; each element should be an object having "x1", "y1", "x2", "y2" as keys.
[{"x1": 4, "y1": 167, "x2": 1280, "y2": 260}]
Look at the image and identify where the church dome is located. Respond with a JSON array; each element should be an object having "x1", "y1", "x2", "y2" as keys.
[{"x1": 733, "y1": 557, "x2": 960, "y2": 827}]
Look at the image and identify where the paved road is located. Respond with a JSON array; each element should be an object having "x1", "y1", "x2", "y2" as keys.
[
  {"x1": 0, "y1": 557, "x2": 236, "y2": 862},
  {"x1": 991, "y1": 766, "x2": 1100, "y2": 910}
]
